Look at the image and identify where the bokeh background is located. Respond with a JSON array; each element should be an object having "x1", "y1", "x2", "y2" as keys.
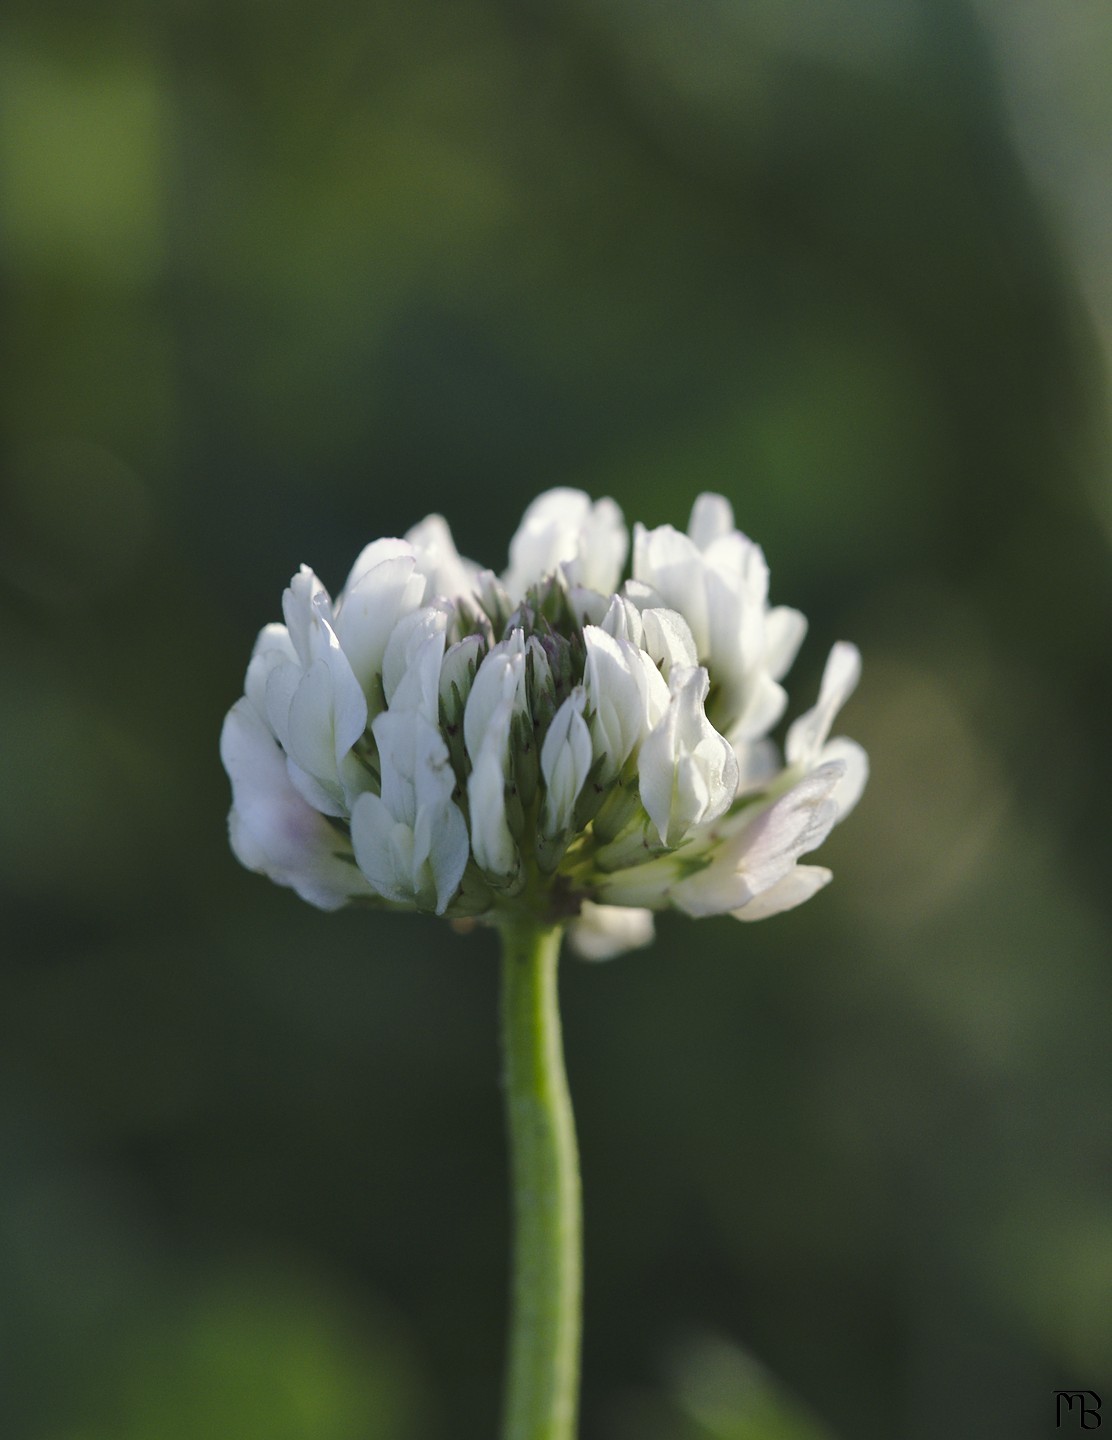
[{"x1": 2, "y1": 2, "x2": 1111, "y2": 1437}]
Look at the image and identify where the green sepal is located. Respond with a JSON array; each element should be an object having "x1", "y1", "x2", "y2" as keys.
[
  {"x1": 535, "y1": 828, "x2": 570, "y2": 875},
  {"x1": 444, "y1": 861, "x2": 497, "y2": 918},
  {"x1": 512, "y1": 714, "x2": 539, "y2": 812},
  {"x1": 572, "y1": 753, "x2": 612, "y2": 829},
  {"x1": 591, "y1": 776, "x2": 642, "y2": 844}
]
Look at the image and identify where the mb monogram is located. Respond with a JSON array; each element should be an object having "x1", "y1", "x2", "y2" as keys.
[{"x1": 1056, "y1": 1391, "x2": 1102, "y2": 1429}]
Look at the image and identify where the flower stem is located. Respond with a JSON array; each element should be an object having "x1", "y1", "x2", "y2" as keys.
[{"x1": 499, "y1": 918, "x2": 582, "y2": 1440}]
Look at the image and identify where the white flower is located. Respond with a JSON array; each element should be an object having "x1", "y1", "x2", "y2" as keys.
[
  {"x1": 349, "y1": 626, "x2": 470, "y2": 914},
  {"x1": 439, "y1": 634, "x2": 484, "y2": 715},
  {"x1": 785, "y1": 640, "x2": 869, "y2": 819},
  {"x1": 582, "y1": 625, "x2": 669, "y2": 782},
  {"x1": 503, "y1": 488, "x2": 628, "y2": 602},
  {"x1": 638, "y1": 666, "x2": 739, "y2": 847},
  {"x1": 464, "y1": 631, "x2": 529, "y2": 755},
  {"x1": 222, "y1": 488, "x2": 866, "y2": 955},
  {"x1": 671, "y1": 763, "x2": 844, "y2": 917},
  {"x1": 380, "y1": 604, "x2": 451, "y2": 712},
  {"x1": 334, "y1": 542, "x2": 427, "y2": 708},
  {"x1": 595, "y1": 593, "x2": 699, "y2": 678},
  {"x1": 638, "y1": 607, "x2": 699, "y2": 678},
  {"x1": 468, "y1": 733, "x2": 518, "y2": 881},
  {"x1": 732, "y1": 864, "x2": 833, "y2": 922},
  {"x1": 350, "y1": 711, "x2": 469, "y2": 914},
  {"x1": 252, "y1": 567, "x2": 368, "y2": 814},
  {"x1": 540, "y1": 687, "x2": 592, "y2": 840},
  {"x1": 404, "y1": 514, "x2": 481, "y2": 602},
  {"x1": 633, "y1": 494, "x2": 806, "y2": 744},
  {"x1": 220, "y1": 697, "x2": 371, "y2": 910},
  {"x1": 567, "y1": 902, "x2": 655, "y2": 961},
  {"x1": 463, "y1": 631, "x2": 539, "y2": 882}
]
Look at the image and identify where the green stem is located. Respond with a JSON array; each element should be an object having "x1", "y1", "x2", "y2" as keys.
[{"x1": 499, "y1": 919, "x2": 582, "y2": 1440}]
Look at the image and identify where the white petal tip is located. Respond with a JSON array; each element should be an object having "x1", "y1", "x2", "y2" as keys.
[
  {"x1": 732, "y1": 865, "x2": 833, "y2": 921},
  {"x1": 567, "y1": 903, "x2": 655, "y2": 961}
]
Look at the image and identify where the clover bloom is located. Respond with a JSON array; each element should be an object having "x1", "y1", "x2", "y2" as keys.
[
  {"x1": 220, "y1": 489, "x2": 866, "y2": 958},
  {"x1": 220, "y1": 488, "x2": 866, "y2": 1440}
]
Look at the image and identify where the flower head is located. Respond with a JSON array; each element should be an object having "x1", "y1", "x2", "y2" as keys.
[{"x1": 221, "y1": 491, "x2": 866, "y2": 956}]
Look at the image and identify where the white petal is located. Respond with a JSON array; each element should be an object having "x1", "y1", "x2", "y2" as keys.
[
  {"x1": 599, "y1": 593, "x2": 644, "y2": 647},
  {"x1": 405, "y1": 513, "x2": 480, "y2": 601},
  {"x1": 285, "y1": 660, "x2": 347, "y2": 783},
  {"x1": 567, "y1": 902, "x2": 655, "y2": 961},
  {"x1": 504, "y1": 488, "x2": 588, "y2": 601},
  {"x1": 634, "y1": 512, "x2": 799, "y2": 748},
  {"x1": 326, "y1": 648, "x2": 369, "y2": 761},
  {"x1": 582, "y1": 626, "x2": 669, "y2": 780},
  {"x1": 467, "y1": 706, "x2": 518, "y2": 878},
  {"x1": 371, "y1": 709, "x2": 420, "y2": 826},
  {"x1": 733, "y1": 865, "x2": 832, "y2": 921},
  {"x1": 440, "y1": 634, "x2": 483, "y2": 713},
  {"x1": 220, "y1": 698, "x2": 365, "y2": 910},
  {"x1": 819, "y1": 736, "x2": 869, "y2": 819},
  {"x1": 621, "y1": 578, "x2": 664, "y2": 610},
  {"x1": 687, "y1": 492, "x2": 735, "y2": 550},
  {"x1": 464, "y1": 632, "x2": 527, "y2": 763},
  {"x1": 380, "y1": 604, "x2": 450, "y2": 710},
  {"x1": 414, "y1": 795, "x2": 470, "y2": 913},
  {"x1": 372, "y1": 706, "x2": 456, "y2": 830},
  {"x1": 476, "y1": 568, "x2": 512, "y2": 625},
  {"x1": 339, "y1": 537, "x2": 414, "y2": 598},
  {"x1": 728, "y1": 671, "x2": 788, "y2": 744},
  {"x1": 540, "y1": 687, "x2": 592, "y2": 836},
  {"x1": 733, "y1": 737, "x2": 782, "y2": 792},
  {"x1": 334, "y1": 553, "x2": 427, "y2": 700},
  {"x1": 350, "y1": 791, "x2": 417, "y2": 906},
  {"x1": 572, "y1": 496, "x2": 628, "y2": 595},
  {"x1": 786, "y1": 641, "x2": 862, "y2": 767},
  {"x1": 671, "y1": 763, "x2": 843, "y2": 917},
  {"x1": 412, "y1": 711, "x2": 461, "y2": 817},
  {"x1": 640, "y1": 607, "x2": 698, "y2": 675},
  {"x1": 463, "y1": 641, "x2": 523, "y2": 880},
  {"x1": 567, "y1": 585, "x2": 612, "y2": 628},
  {"x1": 632, "y1": 523, "x2": 711, "y2": 656},
  {"x1": 285, "y1": 757, "x2": 346, "y2": 817},
  {"x1": 526, "y1": 634, "x2": 554, "y2": 701},
  {"x1": 262, "y1": 660, "x2": 301, "y2": 754},
  {"x1": 764, "y1": 606, "x2": 807, "y2": 682},
  {"x1": 703, "y1": 537, "x2": 768, "y2": 682},
  {"x1": 503, "y1": 488, "x2": 628, "y2": 601},
  {"x1": 244, "y1": 624, "x2": 296, "y2": 718},
  {"x1": 260, "y1": 575, "x2": 368, "y2": 773},
  {"x1": 727, "y1": 764, "x2": 842, "y2": 895},
  {"x1": 357, "y1": 707, "x2": 468, "y2": 913},
  {"x1": 639, "y1": 666, "x2": 738, "y2": 846},
  {"x1": 281, "y1": 565, "x2": 333, "y2": 666}
]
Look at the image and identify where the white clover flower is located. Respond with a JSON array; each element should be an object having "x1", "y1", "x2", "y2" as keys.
[
  {"x1": 221, "y1": 489, "x2": 866, "y2": 954},
  {"x1": 539, "y1": 687, "x2": 592, "y2": 842},
  {"x1": 639, "y1": 665, "x2": 739, "y2": 848},
  {"x1": 503, "y1": 488, "x2": 627, "y2": 602},
  {"x1": 632, "y1": 493, "x2": 807, "y2": 743}
]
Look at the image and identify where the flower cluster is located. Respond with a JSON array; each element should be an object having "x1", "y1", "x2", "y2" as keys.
[{"x1": 220, "y1": 490, "x2": 866, "y2": 958}]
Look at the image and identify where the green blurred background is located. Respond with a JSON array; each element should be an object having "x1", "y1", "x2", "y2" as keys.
[{"x1": 2, "y1": 2, "x2": 1111, "y2": 1437}]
